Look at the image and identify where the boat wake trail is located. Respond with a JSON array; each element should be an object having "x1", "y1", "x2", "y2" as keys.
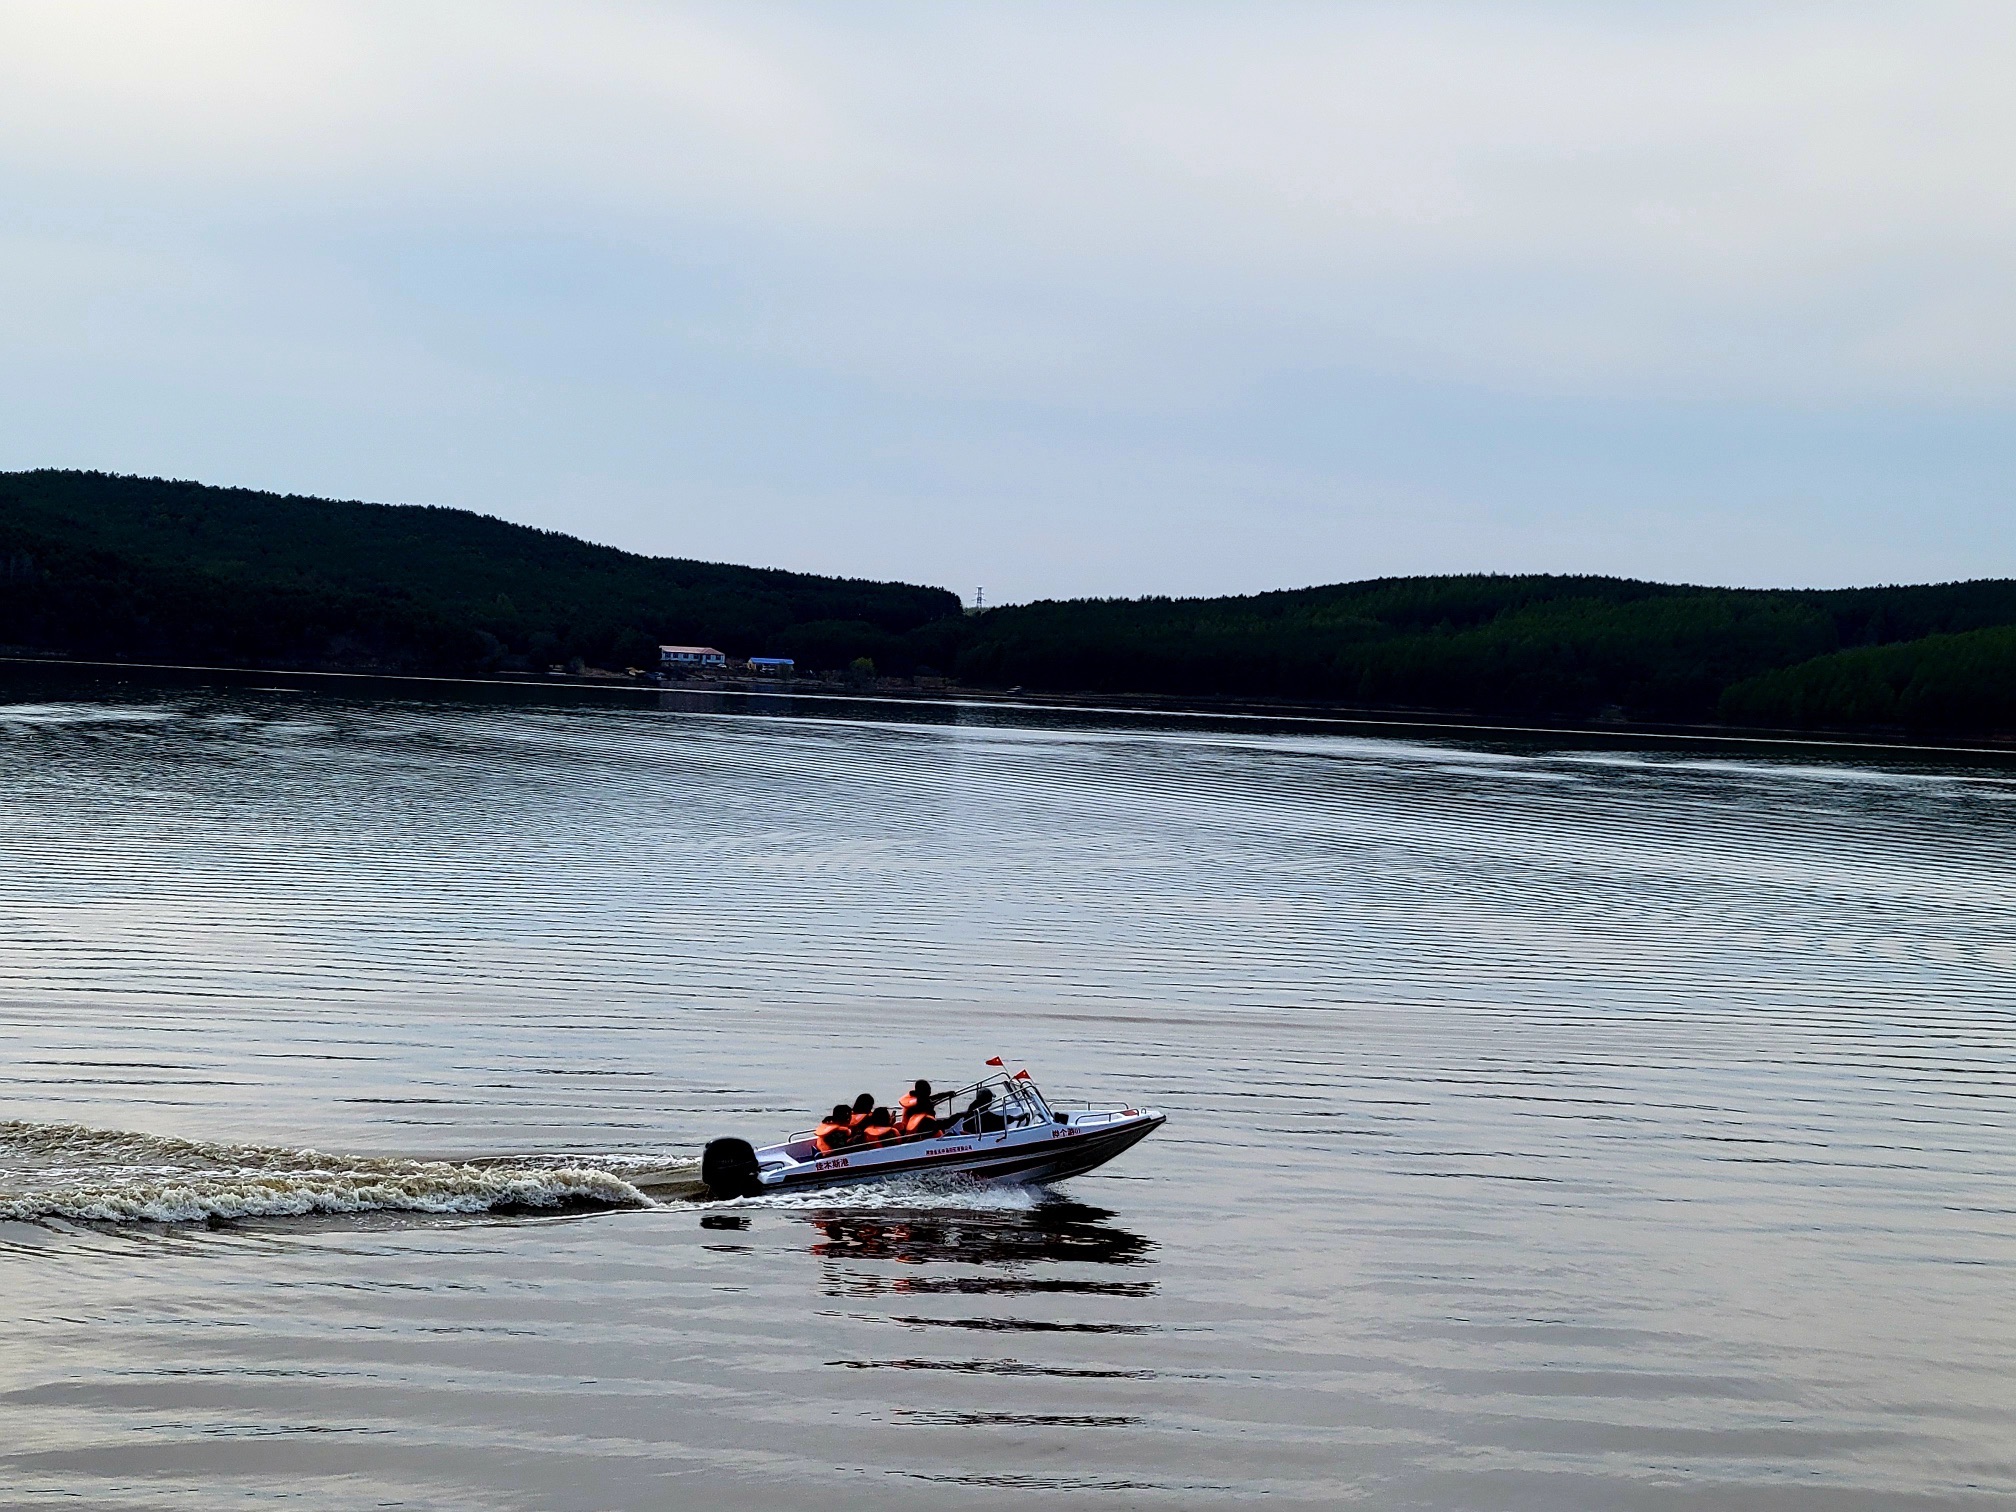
[{"x1": 0, "y1": 1119, "x2": 654, "y2": 1225}]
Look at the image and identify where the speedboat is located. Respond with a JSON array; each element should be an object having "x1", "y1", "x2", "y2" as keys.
[{"x1": 699, "y1": 1072, "x2": 1165, "y2": 1200}]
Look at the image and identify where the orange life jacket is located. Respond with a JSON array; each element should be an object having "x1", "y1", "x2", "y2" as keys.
[
  {"x1": 814, "y1": 1120, "x2": 851, "y2": 1154},
  {"x1": 848, "y1": 1111, "x2": 870, "y2": 1134},
  {"x1": 861, "y1": 1114, "x2": 899, "y2": 1143},
  {"x1": 902, "y1": 1111, "x2": 938, "y2": 1137}
]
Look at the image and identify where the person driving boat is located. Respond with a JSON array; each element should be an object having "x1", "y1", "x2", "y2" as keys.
[{"x1": 954, "y1": 1084, "x2": 1007, "y2": 1134}]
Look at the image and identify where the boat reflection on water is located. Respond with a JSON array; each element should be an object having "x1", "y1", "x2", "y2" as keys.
[
  {"x1": 808, "y1": 1197, "x2": 1164, "y2": 1426},
  {"x1": 803, "y1": 1199, "x2": 1157, "y2": 1297}
]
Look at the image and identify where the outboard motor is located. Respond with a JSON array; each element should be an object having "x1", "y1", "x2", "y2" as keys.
[{"x1": 701, "y1": 1137, "x2": 763, "y2": 1200}]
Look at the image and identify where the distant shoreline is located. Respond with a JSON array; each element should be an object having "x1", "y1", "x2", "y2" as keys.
[
  {"x1": 5, "y1": 652, "x2": 2013, "y2": 761},
  {"x1": 10, "y1": 473, "x2": 2014, "y2": 744}
]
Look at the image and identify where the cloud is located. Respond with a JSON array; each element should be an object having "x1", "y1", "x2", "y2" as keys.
[
  {"x1": 1, "y1": 1, "x2": 2013, "y2": 596},
  {"x1": 8, "y1": 0, "x2": 2016, "y2": 399}
]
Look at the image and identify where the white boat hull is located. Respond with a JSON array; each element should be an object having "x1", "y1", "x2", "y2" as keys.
[{"x1": 754, "y1": 1106, "x2": 1165, "y2": 1195}]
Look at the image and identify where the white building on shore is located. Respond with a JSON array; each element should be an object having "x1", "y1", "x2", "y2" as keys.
[{"x1": 659, "y1": 645, "x2": 726, "y2": 669}]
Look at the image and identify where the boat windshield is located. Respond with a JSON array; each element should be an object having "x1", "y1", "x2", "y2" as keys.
[{"x1": 941, "y1": 1073, "x2": 1048, "y2": 1133}]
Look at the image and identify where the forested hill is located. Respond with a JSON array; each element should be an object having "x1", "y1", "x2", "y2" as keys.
[
  {"x1": 0, "y1": 470, "x2": 960, "y2": 674},
  {"x1": 3, "y1": 470, "x2": 2012, "y2": 738},
  {"x1": 949, "y1": 575, "x2": 2016, "y2": 738}
]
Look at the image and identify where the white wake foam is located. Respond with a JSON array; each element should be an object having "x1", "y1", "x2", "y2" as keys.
[{"x1": 0, "y1": 1119, "x2": 651, "y2": 1225}]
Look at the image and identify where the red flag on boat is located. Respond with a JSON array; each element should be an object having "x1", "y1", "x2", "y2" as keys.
[
  {"x1": 986, "y1": 1056, "x2": 1004, "y2": 1066},
  {"x1": 1014, "y1": 1068, "x2": 1031, "y2": 1081}
]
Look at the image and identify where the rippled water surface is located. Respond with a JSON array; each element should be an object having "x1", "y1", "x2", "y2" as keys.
[{"x1": 1, "y1": 671, "x2": 2013, "y2": 1509}]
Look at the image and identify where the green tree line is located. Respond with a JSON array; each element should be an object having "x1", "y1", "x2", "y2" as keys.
[
  {"x1": 948, "y1": 575, "x2": 2016, "y2": 735},
  {"x1": 1719, "y1": 625, "x2": 2016, "y2": 733}
]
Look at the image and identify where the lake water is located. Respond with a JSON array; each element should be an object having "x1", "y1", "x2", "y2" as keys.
[{"x1": 1, "y1": 672, "x2": 2013, "y2": 1509}]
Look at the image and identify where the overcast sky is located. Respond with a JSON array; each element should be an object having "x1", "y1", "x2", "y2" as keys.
[{"x1": 4, "y1": 2, "x2": 2014, "y2": 602}]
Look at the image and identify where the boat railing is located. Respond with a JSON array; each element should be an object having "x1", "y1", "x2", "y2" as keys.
[{"x1": 1052, "y1": 1105, "x2": 1141, "y2": 1128}]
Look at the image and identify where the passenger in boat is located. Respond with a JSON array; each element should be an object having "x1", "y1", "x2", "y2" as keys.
[
  {"x1": 898, "y1": 1079, "x2": 940, "y2": 1135},
  {"x1": 860, "y1": 1105, "x2": 900, "y2": 1143},
  {"x1": 814, "y1": 1105, "x2": 854, "y2": 1154},
  {"x1": 847, "y1": 1092, "x2": 875, "y2": 1136}
]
